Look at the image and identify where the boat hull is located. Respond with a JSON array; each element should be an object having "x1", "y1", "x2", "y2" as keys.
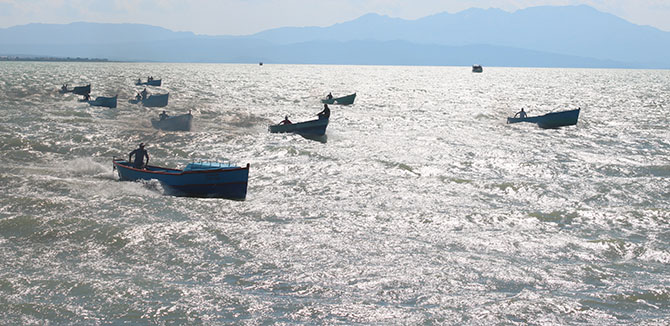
[
  {"x1": 151, "y1": 113, "x2": 193, "y2": 131},
  {"x1": 61, "y1": 84, "x2": 91, "y2": 95},
  {"x1": 321, "y1": 93, "x2": 356, "y2": 105},
  {"x1": 136, "y1": 79, "x2": 162, "y2": 86},
  {"x1": 129, "y1": 93, "x2": 169, "y2": 107},
  {"x1": 507, "y1": 108, "x2": 580, "y2": 129},
  {"x1": 88, "y1": 95, "x2": 117, "y2": 108},
  {"x1": 113, "y1": 159, "x2": 249, "y2": 199},
  {"x1": 269, "y1": 118, "x2": 328, "y2": 136}
]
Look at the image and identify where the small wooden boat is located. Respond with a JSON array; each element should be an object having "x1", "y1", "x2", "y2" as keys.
[
  {"x1": 321, "y1": 93, "x2": 356, "y2": 105},
  {"x1": 113, "y1": 159, "x2": 249, "y2": 199},
  {"x1": 507, "y1": 108, "x2": 580, "y2": 129},
  {"x1": 60, "y1": 84, "x2": 91, "y2": 95},
  {"x1": 88, "y1": 95, "x2": 117, "y2": 108},
  {"x1": 135, "y1": 79, "x2": 162, "y2": 86},
  {"x1": 269, "y1": 118, "x2": 329, "y2": 136},
  {"x1": 472, "y1": 65, "x2": 483, "y2": 73},
  {"x1": 129, "y1": 93, "x2": 169, "y2": 107},
  {"x1": 151, "y1": 112, "x2": 193, "y2": 131}
]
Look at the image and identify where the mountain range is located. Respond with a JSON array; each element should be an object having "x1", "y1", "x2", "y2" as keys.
[{"x1": 1, "y1": 5, "x2": 669, "y2": 68}]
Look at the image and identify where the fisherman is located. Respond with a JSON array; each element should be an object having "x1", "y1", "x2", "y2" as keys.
[
  {"x1": 279, "y1": 115, "x2": 292, "y2": 125},
  {"x1": 327, "y1": 92, "x2": 333, "y2": 100},
  {"x1": 61, "y1": 84, "x2": 68, "y2": 92},
  {"x1": 83, "y1": 93, "x2": 90, "y2": 101},
  {"x1": 135, "y1": 93, "x2": 142, "y2": 101},
  {"x1": 515, "y1": 108, "x2": 528, "y2": 118},
  {"x1": 137, "y1": 78, "x2": 141, "y2": 84},
  {"x1": 140, "y1": 87, "x2": 148, "y2": 100},
  {"x1": 317, "y1": 104, "x2": 330, "y2": 119},
  {"x1": 159, "y1": 110, "x2": 169, "y2": 120},
  {"x1": 128, "y1": 143, "x2": 150, "y2": 169}
]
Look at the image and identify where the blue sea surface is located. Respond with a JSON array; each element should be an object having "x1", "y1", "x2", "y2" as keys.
[{"x1": 0, "y1": 62, "x2": 668, "y2": 324}]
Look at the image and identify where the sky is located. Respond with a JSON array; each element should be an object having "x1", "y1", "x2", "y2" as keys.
[{"x1": 1, "y1": 0, "x2": 669, "y2": 35}]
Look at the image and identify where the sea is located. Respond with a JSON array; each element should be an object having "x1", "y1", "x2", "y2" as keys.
[{"x1": 0, "y1": 62, "x2": 668, "y2": 325}]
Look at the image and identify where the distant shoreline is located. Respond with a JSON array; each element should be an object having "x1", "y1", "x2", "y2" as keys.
[{"x1": 0, "y1": 56, "x2": 110, "y2": 62}]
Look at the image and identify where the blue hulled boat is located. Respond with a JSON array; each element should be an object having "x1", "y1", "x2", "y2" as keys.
[
  {"x1": 269, "y1": 118, "x2": 329, "y2": 136},
  {"x1": 60, "y1": 84, "x2": 91, "y2": 95},
  {"x1": 129, "y1": 93, "x2": 169, "y2": 107},
  {"x1": 507, "y1": 108, "x2": 580, "y2": 129},
  {"x1": 135, "y1": 79, "x2": 162, "y2": 86},
  {"x1": 88, "y1": 95, "x2": 117, "y2": 108},
  {"x1": 151, "y1": 112, "x2": 193, "y2": 131},
  {"x1": 321, "y1": 93, "x2": 356, "y2": 105},
  {"x1": 113, "y1": 159, "x2": 249, "y2": 199}
]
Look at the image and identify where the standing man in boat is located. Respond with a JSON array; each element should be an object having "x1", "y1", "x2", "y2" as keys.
[
  {"x1": 128, "y1": 143, "x2": 150, "y2": 169},
  {"x1": 327, "y1": 92, "x2": 333, "y2": 100},
  {"x1": 140, "y1": 87, "x2": 148, "y2": 100},
  {"x1": 515, "y1": 108, "x2": 528, "y2": 118},
  {"x1": 317, "y1": 104, "x2": 330, "y2": 119}
]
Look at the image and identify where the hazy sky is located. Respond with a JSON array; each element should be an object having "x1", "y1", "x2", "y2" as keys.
[{"x1": 1, "y1": 0, "x2": 669, "y2": 35}]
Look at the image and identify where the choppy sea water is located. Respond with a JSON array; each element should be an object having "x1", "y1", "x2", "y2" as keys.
[{"x1": 0, "y1": 62, "x2": 668, "y2": 325}]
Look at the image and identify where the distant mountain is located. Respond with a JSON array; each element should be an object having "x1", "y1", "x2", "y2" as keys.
[
  {"x1": 1, "y1": 5, "x2": 668, "y2": 68},
  {"x1": 252, "y1": 5, "x2": 670, "y2": 67}
]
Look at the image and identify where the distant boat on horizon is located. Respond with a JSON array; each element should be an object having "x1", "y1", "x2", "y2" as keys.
[{"x1": 472, "y1": 65, "x2": 483, "y2": 73}]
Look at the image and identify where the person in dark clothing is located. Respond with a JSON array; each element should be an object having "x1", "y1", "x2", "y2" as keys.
[
  {"x1": 279, "y1": 115, "x2": 292, "y2": 125},
  {"x1": 327, "y1": 92, "x2": 333, "y2": 100},
  {"x1": 159, "y1": 111, "x2": 169, "y2": 120},
  {"x1": 317, "y1": 104, "x2": 330, "y2": 119},
  {"x1": 140, "y1": 88, "x2": 148, "y2": 100},
  {"x1": 128, "y1": 143, "x2": 149, "y2": 169},
  {"x1": 514, "y1": 108, "x2": 528, "y2": 118}
]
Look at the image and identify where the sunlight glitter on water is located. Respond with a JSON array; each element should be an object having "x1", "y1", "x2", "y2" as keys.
[{"x1": 0, "y1": 62, "x2": 668, "y2": 324}]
